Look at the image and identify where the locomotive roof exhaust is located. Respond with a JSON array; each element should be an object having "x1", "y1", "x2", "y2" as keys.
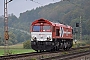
[{"x1": 38, "y1": 18, "x2": 46, "y2": 23}]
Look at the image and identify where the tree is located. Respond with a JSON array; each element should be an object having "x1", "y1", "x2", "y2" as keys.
[{"x1": 23, "y1": 40, "x2": 31, "y2": 49}]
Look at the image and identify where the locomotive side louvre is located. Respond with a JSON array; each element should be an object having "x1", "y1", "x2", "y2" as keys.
[
  {"x1": 30, "y1": 18, "x2": 73, "y2": 52},
  {"x1": 52, "y1": 24, "x2": 73, "y2": 51},
  {"x1": 52, "y1": 24, "x2": 73, "y2": 39}
]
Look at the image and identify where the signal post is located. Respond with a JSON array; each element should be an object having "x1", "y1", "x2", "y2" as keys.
[{"x1": 4, "y1": 0, "x2": 12, "y2": 55}]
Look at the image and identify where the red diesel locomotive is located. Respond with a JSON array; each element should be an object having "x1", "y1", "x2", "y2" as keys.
[{"x1": 30, "y1": 18, "x2": 73, "y2": 52}]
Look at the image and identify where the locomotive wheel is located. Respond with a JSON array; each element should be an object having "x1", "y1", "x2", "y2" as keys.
[
  {"x1": 40, "y1": 50, "x2": 42, "y2": 52},
  {"x1": 50, "y1": 47, "x2": 55, "y2": 52},
  {"x1": 63, "y1": 47, "x2": 69, "y2": 51},
  {"x1": 50, "y1": 46, "x2": 59, "y2": 52},
  {"x1": 63, "y1": 42, "x2": 71, "y2": 51},
  {"x1": 55, "y1": 46, "x2": 59, "y2": 51},
  {"x1": 63, "y1": 42, "x2": 68, "y2": 51}
]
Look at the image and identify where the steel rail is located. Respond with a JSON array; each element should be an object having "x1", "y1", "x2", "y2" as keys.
[
  {"x1": 41, "y1": 50, "x2": 90, "y2": 60},
  {"x1": 0, "y1": 46, "x2": 90, "y2": 60}
]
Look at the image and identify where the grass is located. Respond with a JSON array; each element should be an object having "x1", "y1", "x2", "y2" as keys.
[
  {"x1": 0, "y1": 43, "x2": 23, "y2": 49},
  {"x1": 0, "y1": 49, "x2": 4, "y2": 56},
  {"x1": 0, "y1": 43, "x2": 35, "y2": 56},
  {"x1": 0, "y1": 49, "x2": 35, "y2": 56},
  {"x1": 73, "y1": 40, "x2": 90, "y2": 48},
  {"x1": 9, "y1": 49, "x2": 35, "y2": 54}
]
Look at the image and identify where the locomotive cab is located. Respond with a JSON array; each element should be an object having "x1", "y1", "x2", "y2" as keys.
[{"x1": 31, "y1": 19, "x2": 54, "y2": 52}]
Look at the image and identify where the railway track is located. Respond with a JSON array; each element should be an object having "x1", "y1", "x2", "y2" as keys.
[
  {"x1": 41, "y1": 49, "x2": 90, "y2": 60},
  {"x1": 0, "y1": 52, "x2": 44, "y2": 60},
  {"x1": 0, "y1": 46, "x2": 90, "y2": 60}
]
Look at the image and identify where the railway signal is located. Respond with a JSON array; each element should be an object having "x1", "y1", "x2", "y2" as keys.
[
  {"x1": 76, "y1": 23, "x2": 79, "y2": 27},
  {"x1": 4, "y1": 31, "x2": 9, "y2": 40},
  {"x1": 4, "y1": 0, "x2": 13, "y2": 40}
]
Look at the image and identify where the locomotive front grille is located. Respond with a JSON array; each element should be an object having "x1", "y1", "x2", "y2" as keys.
[{"x1": 31, "y1": 41, "x2": 54, "y2": 50}]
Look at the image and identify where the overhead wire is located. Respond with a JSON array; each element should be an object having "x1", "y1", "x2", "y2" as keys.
[
  {"x1": 28, "y1": 0, "x2": 61, "y2": 5},
  {"x1": 26, "y1": 0, "x2": 43, "y2": 5},
  {"x1": 31, "y1": 0, "x2": 43, "y2": 5},
  {"x1": 27, "y1": 0, "x2": 61, "y2": 5}
]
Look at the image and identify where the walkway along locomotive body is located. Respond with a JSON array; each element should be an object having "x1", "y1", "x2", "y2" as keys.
[{"x1": 30, "y1": 18, "x2": 73, "y2": 52}]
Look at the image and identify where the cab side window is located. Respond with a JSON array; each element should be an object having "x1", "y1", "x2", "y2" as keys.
[
  {"x1": 56, "y1": 29, "x2": 59, "y2": 36},
  {"x1": 53, "y1": 26, "x2": 55, "y2": 32}
]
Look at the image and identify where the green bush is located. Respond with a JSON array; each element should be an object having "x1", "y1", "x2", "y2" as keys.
[
  {"x1": 23, "y1": 40, "x2": 31, "y2": 49},
  {"x1": 86, "y1": 40, "x2": 90, "y2": 45}
]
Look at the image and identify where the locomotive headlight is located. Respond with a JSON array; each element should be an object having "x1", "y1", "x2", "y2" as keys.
[
  {"x1": 32, "y1": 36, "x2": 37, "y2": 41},
  {"x1": 47, "y1": 36, "x2": 51, "y2": 41}
]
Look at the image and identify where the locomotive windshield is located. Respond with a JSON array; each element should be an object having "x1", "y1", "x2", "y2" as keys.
[
  {"x1": 32, "y1": 25, "x2": 51, "y2": 32},
  {"x1": 43, "y1": 26, "x2": 51, "y2": 32},
  {"x1": 33, "y1": 26, "x2": 40, "y2": 32}
]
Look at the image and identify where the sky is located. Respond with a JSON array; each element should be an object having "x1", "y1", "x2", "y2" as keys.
[{"x1": 0, "y1": 0, "x2": 60, "y2": 17}]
